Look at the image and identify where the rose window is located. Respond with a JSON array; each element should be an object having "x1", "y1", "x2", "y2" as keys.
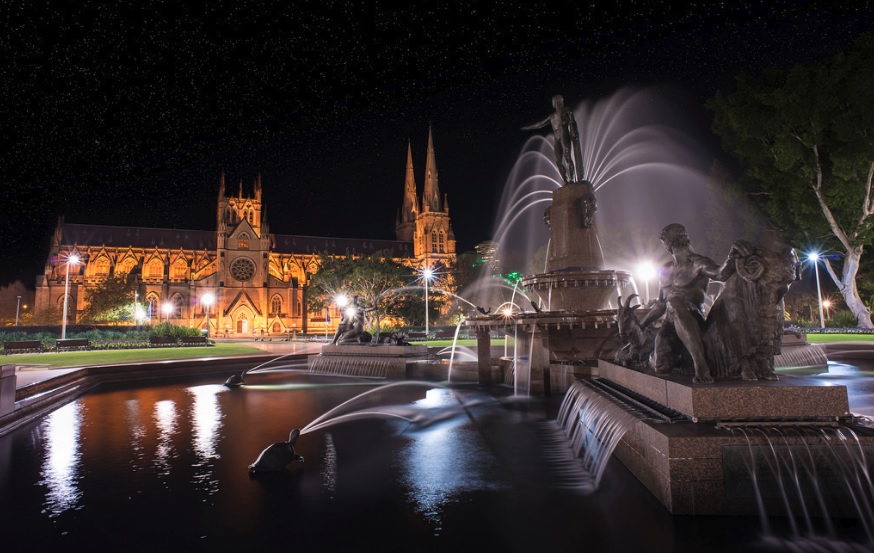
[{"x1": 230, "y1": 257, "x2": 256, "y2": 282}]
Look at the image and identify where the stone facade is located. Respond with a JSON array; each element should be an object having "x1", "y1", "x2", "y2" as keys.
[{"x1": 35, "y1": 131, "x2": 455, "y2": 336}]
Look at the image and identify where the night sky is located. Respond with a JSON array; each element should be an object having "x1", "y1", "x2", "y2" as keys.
[{"x1": 2, "y1": 0, "x2": 872, "y2": 286}]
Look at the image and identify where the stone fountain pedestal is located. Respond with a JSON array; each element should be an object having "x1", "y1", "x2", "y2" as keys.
[
  {"x1": 308, "y1": 344, "x2": 430, "y2": 379},
  {"x1": 586, "y1": 361, "x2": 873, "y2": 516},
  {"x1": 468, "y1": 180, "x2": 632, "y2": 394}
]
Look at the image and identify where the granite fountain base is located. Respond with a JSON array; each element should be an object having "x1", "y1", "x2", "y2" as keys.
[{"x1": 579, "y1": 360, "x2": 873, "y2": 516}]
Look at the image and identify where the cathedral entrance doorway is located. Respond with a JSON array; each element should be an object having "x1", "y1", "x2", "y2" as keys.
[{"x1": 236, "y1": 312, "x2": 248, "y2": 334}]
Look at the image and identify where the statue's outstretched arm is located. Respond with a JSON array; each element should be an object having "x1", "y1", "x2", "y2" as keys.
[{"x1": 521, "y1": 116, "x2": 550, "y2": 131}]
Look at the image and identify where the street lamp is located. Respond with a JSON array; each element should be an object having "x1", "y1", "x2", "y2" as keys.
[
  {"x1": 15, "y1": 295, "x2": 21, "y2": 326},
  {"x1": 61, "y1": 254, "x2": 80, "y2": 339},
  {"x1": 822, "y1": 299, "x2": 832, "y2": 322},
  {"x1": 636, "y1": 261, "x2": 658, "y2": 304},
  {"x1": 422, "y1": 266, "x2": 434, "y2": 335},
  {"x1": 202, "y1": 293, "x2": 215, "y2": 337},
  {"x1": 808, "y1": 252, "x2": 826, "y2": 329},
  {"x1": 162, "y1": 301, "x2": 173, "y2": 323}
]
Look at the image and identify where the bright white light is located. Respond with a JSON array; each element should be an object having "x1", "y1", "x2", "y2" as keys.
[
  {"x1": 636, "y1": 262, "x2": 657, "y2": 281},
  {"x1": 422, "y1": 267, "x2": 434, "y2": 281},
  {"x1": 134, "y1": 306, "x2": 146, "y2": 321},
  {"x1": 822, "y1": 300, "x2": 832, "y2": 309},
  {"x1": 502, "y1": 307, "x2": 513, "y2": 317},
  {"x1": 345, "y1": 306, "x2": 357, "y2": 319},
  {"x1": 808, "y1": 252, "x2": 820, "y2": 262},
  {"x1": 68, "y1": 254, "x2": 80, "y2": 265},
  {"x1": 202, "y1": 293, "x2": 215, "y2": 307},
  {"x1": 162, "y1": 302, "x2": 173, "y2": 315},
  {"x1": 335, "y1": 294, "x2": 349, "y2": 307}
]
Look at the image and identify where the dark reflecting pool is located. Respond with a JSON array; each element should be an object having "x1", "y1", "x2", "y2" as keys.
[{"x1": 0, "y1": 369, "x2": 869, "y2": 552}]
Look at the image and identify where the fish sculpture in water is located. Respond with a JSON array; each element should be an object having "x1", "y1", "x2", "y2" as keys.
[{"x1": 248, "y1": 428, "x2": 305, "y2": 477}]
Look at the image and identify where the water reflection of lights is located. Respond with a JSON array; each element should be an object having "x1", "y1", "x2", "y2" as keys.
[
  {"x1": 126, "y1": 399, "x2": 146, "y2": 467},
  {"x1": 38, "y1": 401, "x2": 82, "y2": 517},
  {"x1": 321, "y1": 433, "x2": 337, "y2": 499},
  {"x1": 188, "y1": 385, "x2": 225, "y2": 495},
  {"x1": 396, "y1": 389, "x2": 501, "y2": 533},
  {"x1": 153, "y1": 400, "x2": 178, "y2": 477}
]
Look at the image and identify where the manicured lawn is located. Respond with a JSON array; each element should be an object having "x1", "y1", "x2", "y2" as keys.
[
  {"x1": 803, "y1": 333, "x2": 874, "y2": 344},
  {"x1": 2, "y1": 343, "x2": 267, "y2": 369}
]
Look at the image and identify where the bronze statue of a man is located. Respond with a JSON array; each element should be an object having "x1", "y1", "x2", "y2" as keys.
[
  {"x1": 640, "y1": 224, "x2": 750, "y2": 384},
  {"x1": 522, "y1": 94, "x2": 583, "y2": 184}
]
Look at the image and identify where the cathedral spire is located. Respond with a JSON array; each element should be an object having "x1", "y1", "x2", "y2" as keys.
[
  {"x1": 218, "y1": 171, "x2": 226, "y2": 200},
  {"x1": 402, "y1": 141, "x2": 418, "y2": 222},
  {"x1": 422, "y1": 125, "x2": 441, "y2": 213}
]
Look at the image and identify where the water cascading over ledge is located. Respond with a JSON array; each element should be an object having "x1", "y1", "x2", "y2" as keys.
[
  {"x1": 308, "y1": 345, "x2": 432, "y2": 380},
  {"x1": 557, "y1": 360, "x2": 874, "y2": 518}
]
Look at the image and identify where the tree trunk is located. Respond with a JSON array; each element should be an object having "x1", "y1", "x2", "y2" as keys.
[{"x1": 825, "y1": 247, "x2": 874, "y2": 328}]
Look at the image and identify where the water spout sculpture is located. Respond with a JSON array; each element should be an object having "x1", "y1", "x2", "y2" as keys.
[{"x1": 248, "y1": 428, "x2": 304, "y2": 477}]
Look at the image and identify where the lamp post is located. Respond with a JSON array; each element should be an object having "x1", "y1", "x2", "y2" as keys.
[
  {"x1": 502, "y1": 306, "x2": 513, "y2": 357},
  {"x1": 162, "y1": 302, "x2": 173, "y2": 323},
  {"x1": 61, "y1": 254, "x2": 79, "y2": 339},
  {"x1": 808, "y1": 252, "x2": 826, "y2": 329},
  {"x1": 15, "y1": 295, "x2": 21, "y2": 326},
  {"x1": 202, "y1": 293, "x2": 215, "y2": 337},
  {"x1": 822, "y1": 299, "x2": 832, "y2": 322},
  {"x1": 422, "y1": 267, "x2": 434, "y2": 335}
]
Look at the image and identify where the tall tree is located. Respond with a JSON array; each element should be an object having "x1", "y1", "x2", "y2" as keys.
[
  {"x1": 80, "y1": 274, "x2": 141, "y2": 324},
  {"x1": 708, "y1": 34, "x2": 874, "y2": 327}
]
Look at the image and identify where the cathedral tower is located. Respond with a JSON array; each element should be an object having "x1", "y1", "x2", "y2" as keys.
[{"x1": 413, "y1": 126, "x2": 456, "y2": 269}]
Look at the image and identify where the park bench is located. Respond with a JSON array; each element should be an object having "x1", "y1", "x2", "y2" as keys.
[
  {"x1": 148, "y1": 336, "x2": 178, "y2": 347},
  {"x1": 179, "y1": 336, "x2": 209, "y2": 346},
  {"x1": 56, "y1": 338, "x2": 91, "y2": 351},
  {"x1": 3, "y1": 340, "x2": 44, "y2": 355},
  {"x1": 435, "y1": 330, "x2": 457, "y2": 339},
  {"x1": 406, "y1": 332, "x2": 427, "y2": 340}
]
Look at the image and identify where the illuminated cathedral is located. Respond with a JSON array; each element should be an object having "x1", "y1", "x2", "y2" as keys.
[{"x1": 35, "y1": 128, "x2": 455, "y2": 336}]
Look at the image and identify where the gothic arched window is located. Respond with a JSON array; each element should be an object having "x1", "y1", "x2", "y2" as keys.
[
  {"x1": 146, "y1": 259, "x2": 163, "y2": 279},
  {"x1": 431, "y1": 230, "x2": 438, "y2": 253},
  {"x1": 117, "y1": 258, "x2": 136, "y2": 276},
  {"x1": 145, "y1": 292, "x2": 160, "y2": 317},
  {"x1": 238, "y1": 232, "x2": 250, "y2": 250},
  {"x1": 171, "y1": 293, "x2": 184, "y2": 318},
  {"x1": 94, "y1": 258, "x2": 110, "y2": 276},
  {"x1": 271, "y1": 295, "x2": 282, "y2": 315},
  {"x1": 172, "y1": 260, "x2": 188, "y2": 280}
]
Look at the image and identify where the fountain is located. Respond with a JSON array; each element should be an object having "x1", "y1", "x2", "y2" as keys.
[
  {"x1": 468, "y1": 94, "x2": 635, "y2": 394},
  {"x1": 307, "y1": 293, "x2": 433, "y2": 379},
  {"x1": 467, "y1": 89, "x2": 826, "y2": 395},
  {"x1": 466, "y1": 90, "x2": 873, "y2": 530}
]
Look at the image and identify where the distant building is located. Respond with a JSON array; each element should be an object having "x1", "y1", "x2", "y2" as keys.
[
  {"x1": 474, "y1": 241, "x2": 500, "y2": 273},
  {"x1": 35, "y1": 129, "x2": 455, "y2": 335}
]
